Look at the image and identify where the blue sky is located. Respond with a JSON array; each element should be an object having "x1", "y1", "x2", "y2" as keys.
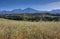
[{"x1": 0, "y1": 0, "x2": 60, "y2": 11}]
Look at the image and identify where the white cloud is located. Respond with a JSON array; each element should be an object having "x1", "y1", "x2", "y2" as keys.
[
  {"x1": 45, "y1": 2, "x2": 60, "y2": 9},
  {"x1": 32, "y1": 2, "x2": 60, "y2": 11}
]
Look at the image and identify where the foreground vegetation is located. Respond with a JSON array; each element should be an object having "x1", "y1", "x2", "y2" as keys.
[{"x1": 0, "y1": 18, "x2": 60, "y2": 39}]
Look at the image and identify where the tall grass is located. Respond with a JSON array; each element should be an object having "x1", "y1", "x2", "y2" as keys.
[{"x1": 0, "y1": 18, "x2": 60, "y2": 39}]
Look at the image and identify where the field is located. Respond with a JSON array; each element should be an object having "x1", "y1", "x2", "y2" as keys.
[{"x1": 0, "y1": 18, "x2": 60, "y2": 39}]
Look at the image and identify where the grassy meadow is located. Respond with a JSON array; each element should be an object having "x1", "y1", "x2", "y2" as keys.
[{"x1": 0, "y1": 18, "x2": 60, "y2": 39}]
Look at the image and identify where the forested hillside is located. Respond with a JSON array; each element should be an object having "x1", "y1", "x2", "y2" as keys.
[{"x1": 0, "y1": 13, "x2": 60, "y2": 21}]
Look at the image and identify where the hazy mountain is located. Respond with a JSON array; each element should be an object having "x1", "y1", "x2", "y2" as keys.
[
  {"x1": 11, "y1": 9, "x2": 23, "y2": 14},
  {"x1": 0, "y1": 8, "x2": 39, "y2": 14},
  {"x1": 50, "y1": 9, "x2": 60, "y2": 13},
  {"x1": 0, "y1": 8, "x2": 60, "y2": 14},
  {"x1": 0, "y1": 10, "x2": 13, "y2": 14},
  {"x1": 23, "y1": 8, "x2": 39, "y2": 13},
  {"x1": 0, "y1": 10, "x2": 7, "y2": 14}
]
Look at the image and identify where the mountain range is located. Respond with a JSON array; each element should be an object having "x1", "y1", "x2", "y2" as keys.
[{"x1": 0, "y1": 8, "x2": 60, "y2": 14}]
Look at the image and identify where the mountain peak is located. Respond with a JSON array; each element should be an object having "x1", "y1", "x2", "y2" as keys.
[
  {"x1": 23, "y1": 8, "x2": 39, "y2": 13},
  {"x1": 25, "y1": 7, "x2": 32, "y2": 9},
  {"x1": 23, "y1": 8, "x2": 35, "y2": 11}
]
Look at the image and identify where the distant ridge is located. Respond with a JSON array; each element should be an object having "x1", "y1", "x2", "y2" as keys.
[
  {"x1": 23, "y1": 8, "x2": 39, "y2": 13},
  {"x1": 11, "y1": 9, "x2": 23, "y2": 14},
  {"x1": 0, "y1": 8, "x2": 60, "y2": 14},
  {"x1": 50, "y1": 9, "x2": 60, "y2": 13},
  {"x1": 0, "y1": 8, "x2": 39, "y2": 14}
]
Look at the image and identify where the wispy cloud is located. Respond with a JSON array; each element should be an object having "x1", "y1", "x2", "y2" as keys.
[
  {"x1": 45, "y1": 2, "x2": 60, "y2": 9},
  {"x1": 32, "y1": 2, "x2": 60, "y2": 11}
]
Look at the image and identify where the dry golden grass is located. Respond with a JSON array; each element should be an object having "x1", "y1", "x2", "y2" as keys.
[{"x1": 0, "y1": 18, "x2": 60, "y2": 39}]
